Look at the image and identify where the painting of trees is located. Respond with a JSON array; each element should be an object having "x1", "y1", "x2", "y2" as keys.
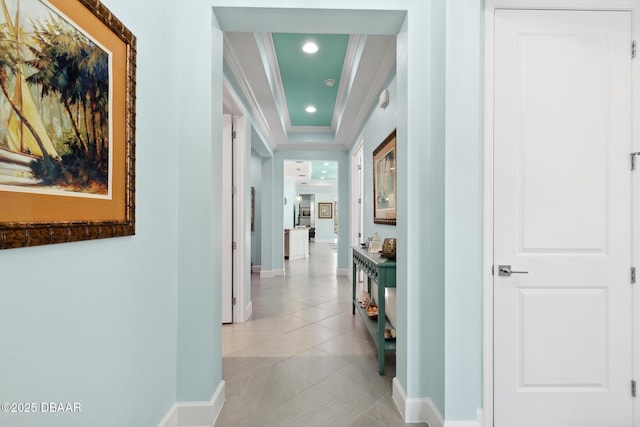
[{"x1": 0, "y1": 0, "x2": 110, "y2": 195}]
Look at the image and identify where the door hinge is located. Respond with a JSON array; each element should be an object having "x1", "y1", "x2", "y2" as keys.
[
  {"x1": 633, "y1": 41, "x2": 637, "y2": 59},
  {"x1": 358, "y1": 164, "x2": 362, "y2": 170},
  {"x1": 232, "y1": 242, "x2": 237, "y2": 250},
  {"x1": 232, "y1": 130, "x2": 237, "y2": 139},
  {"x1": 491, "y1": 265, "x2": 495, "y2": 276},
  {"x1": 232, "y1": 186, "x2": 237, "y2": 195},
  {"x1": 632, "y1": 380, "x2": 637, "y2": 397},
  {"x1": 632, "y1": 267, "x2": 636, "y2": 284},
  {"x1": 358, "y1": 198, "x2": 362, "y2": 204},
  {"x1": 358, "y1": 232, "x2": 362, "y2": 238},
  {"x1": 232, "y1": 297, "x2": 237, "y2": 306},
  {"x1": 631, "y1": 152, "x2": 640, "y2": 170}
]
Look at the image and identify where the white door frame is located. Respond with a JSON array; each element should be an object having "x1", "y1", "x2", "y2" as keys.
[
  {"x1": 351, "y1": 137, "x2": 364, "y2": 280},
  {"x1": 483, "y1": 1, "x2": 640, "y2": 425},
  {"x1": 223, "y1": 82, "x2": 251, "y2": 323},
  {"x1": 351, "y1": 137, "x2": 364, "y2": 246}
]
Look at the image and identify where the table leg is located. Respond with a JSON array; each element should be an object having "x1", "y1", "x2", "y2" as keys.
[
  {"x1": 352, "y1": 262, "x2": 357, "y2": 315},
  {"x1": 378, "y1": 278, "x2": 385, "y2": 375}
]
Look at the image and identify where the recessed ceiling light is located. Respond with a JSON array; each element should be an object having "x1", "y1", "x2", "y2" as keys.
[
  {"x1": 322, "y1": 170, "x2": 327, "y2": 174},
  {"x1": 320, "y1": 177, "x2": 325, "y2": 180},
  {"x1": 302, "y1": 42, "x2": 318, "y2": 54},
  {"x1": 305, "y1": 106, "x2": 317, "y2": 113},
  {"x1": 323, "y1": 162, "x2": 329, "y2": 166},
  {"x1": 325, "y1": 79, "x2": 335, "y2": 87}
]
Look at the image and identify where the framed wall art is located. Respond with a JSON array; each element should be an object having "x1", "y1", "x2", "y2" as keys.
[
  {"x1": 0, "y1": 0, "x2": 136, "y2": 249},
  {"x1": 318, "y1": 202, "x2": 333, "y2": 219},
  {"x1": 373, "y1": 129, "x2": 396, "y2": 225}
]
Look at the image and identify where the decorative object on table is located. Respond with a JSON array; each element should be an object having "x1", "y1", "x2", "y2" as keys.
[
  {"x1": 368, "y1": 232, "x2": 382, "y2": 254},
  {"x1": 384, "y1": 328, "x2": 396, "y2": 340},
  {"x1": 381, "y1": 238, "x2": 397, "y2": 260},
  {"x1": 366, "y1": 304, "x2": 379, "y2": 319},
  {"x1": 358, "y1": 291, "x2": 371, "y2": 307},
  {"x1": 373, "y1": 129, "x2": 397, "y2": 225},
  {"x1": 0, "y1": 0, "x2": 136, "y2": 250},
  {"x1": 318, "y1": 202, "x2": 333, "y2": 219}
]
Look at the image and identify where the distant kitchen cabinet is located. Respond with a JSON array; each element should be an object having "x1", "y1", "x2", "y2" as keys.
[{"x1": 284, "y1": 228, "x2": 309, "y2": 260}]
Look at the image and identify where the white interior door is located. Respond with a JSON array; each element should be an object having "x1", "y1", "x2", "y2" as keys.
[
  {"x1": 493, "y1": 9, "x2": 633, "y2": 426},
  {"x1": 221, "y1": 114, "x2": 233, "y2": 324}
]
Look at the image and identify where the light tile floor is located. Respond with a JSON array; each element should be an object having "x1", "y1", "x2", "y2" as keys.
[{"x1": 216, "y1": 241, "x2": 427, "y2": 427}]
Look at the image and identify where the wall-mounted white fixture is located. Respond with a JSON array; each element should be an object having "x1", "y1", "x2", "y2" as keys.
[{"x1": 379, "y1": 88, "x2": 389, "y2": 108}]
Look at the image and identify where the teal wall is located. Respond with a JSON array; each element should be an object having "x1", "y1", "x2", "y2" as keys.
[
  {"x1": 358, "y1": 76, "x2": 398, "y2": 243},
  {"x1": 283, "y1": 178, "x2": 297, "y2": 230},
  {"x1": 0, "y1": 0, "x2": 179, "y2": 425},
  {"x1": 250, "y1": 150, "x2": 262, "y2": 267},
  {"x1": 444, "y1": 0, "x2": 484, "y2": 420},
  {"x1": 176, "y1": 1, "x2": 222, "y2": 401},
  {"x1": 313, "y1": 188, "x2": 338, "y2": 242},
  {"x1": 261, "y1": 157, "x2": 276, "y2": 274}
]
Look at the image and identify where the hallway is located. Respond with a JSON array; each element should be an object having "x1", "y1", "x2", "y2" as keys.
[{"x1": 217, "y1": 242, "x2": 424, "y2": 426}]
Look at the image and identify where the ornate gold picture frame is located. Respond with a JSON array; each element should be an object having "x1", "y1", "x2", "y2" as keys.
[
  {"x1": 0, "y1": 0, "x2": 136, "y2": 249},
  {"x1": 373, "y1": 129, "x2": 396, "y2": 225}
]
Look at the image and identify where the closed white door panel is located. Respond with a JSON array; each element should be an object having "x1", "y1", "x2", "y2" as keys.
[{"x1": 494, "y1": 9, "x2": 633, "y2": 427}]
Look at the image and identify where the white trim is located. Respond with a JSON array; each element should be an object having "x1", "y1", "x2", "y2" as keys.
[
  {"x1": 336, "y1": 268, "x2": 349, "y2": 277},
  {"x1": 332, "y1": 35, "x2": 364, "y2": 131},
  {"x1": 251, "y1": 265, "x2": 261, "y2": 273},
  {"x1": 483, "y1": 3, "x2": 640, "y2": 427},
  {"x1": 232, "y1": 115, "x2": 249, "y2": 325},
  {"x1": 392, "y1": 377, "x2": 444, "y2": 426},
  {"x1": 258, "y1": 32, "x2": 291, "y2": 132},
  {"x1": 444, "y1": 409, "x2": 484, "y2": 427},
  {"x1": 176, "y1": 381, "x2": 225, "y2": 427},
  {"x1": 338, "y1": 38, "x2": 396, "y2": 150},
  {"x1": 260, "y1": 270, "x2": 274, "y2": 278},
  {"x1": 157, "y1": 403, "x2": 177, "y2": 427},
  {"x1": 242, "y1": 301, "x2": 253, "y2": 322},
  {"x1": 222, "y1": 39, "x2": 273, "y2": 149},
  {"x1": 482, "y1": 3, "x2": 496, "y2": 427}
]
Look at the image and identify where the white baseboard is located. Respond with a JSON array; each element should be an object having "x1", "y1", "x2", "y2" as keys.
[
  {"x1": 175, "y1": 380, "x2": 225, "y2": 427},
  {"x1": 444, "y1": 409, "x2": 483, "y2": 427},
  {"x1": 158, "y1": 403, "x2": 177, "y2": 427},
  {"x1": 274, "y1": 269, "x2": 285, "y2": 277},
  {"x1": 251, "y1": 265, "x2": 261, "y2": 273},
  {"x1": 243, "y1": 301, "x2": 252, "y2": 322},
  {"x1": 337, "y1": 268, "x2": 349, "y2": 276},
  {"x1": 260, "y1": 270, "x2": 274, "y2": 278},
  {"x1": 392, "y1": 377, "x2": 444, "y2": 426}
]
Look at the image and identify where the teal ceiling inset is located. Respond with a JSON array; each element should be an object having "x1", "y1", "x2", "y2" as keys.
[
  {"x1": 311, "y1": 161, "x2": 338, "y2": 180},
  {"x1": 272, "y1": 33, "x2": 349, "y2": 127}
]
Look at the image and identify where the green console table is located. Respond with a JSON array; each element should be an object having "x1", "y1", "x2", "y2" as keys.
[{"x1": 352, "y1": 246, "x2": 396, "y2": 375}]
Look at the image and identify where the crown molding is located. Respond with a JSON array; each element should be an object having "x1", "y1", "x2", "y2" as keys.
[
  {"x1": 341, "y1": 37, "x2": 396, "y2": 149},
  {"x1": 332, "y1": 34, "x2": 364, "y2": 130},
  {"x1": 223, "y1": 37, "x2": 274, "y2": 146},
  {"x1": 257, "y1": 32, "x2": 292, "y2": 133}
]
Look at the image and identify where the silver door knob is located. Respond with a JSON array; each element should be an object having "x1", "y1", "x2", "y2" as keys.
[{"x1": 498, "y1": 265, "x2": 528, "y2": 276}]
